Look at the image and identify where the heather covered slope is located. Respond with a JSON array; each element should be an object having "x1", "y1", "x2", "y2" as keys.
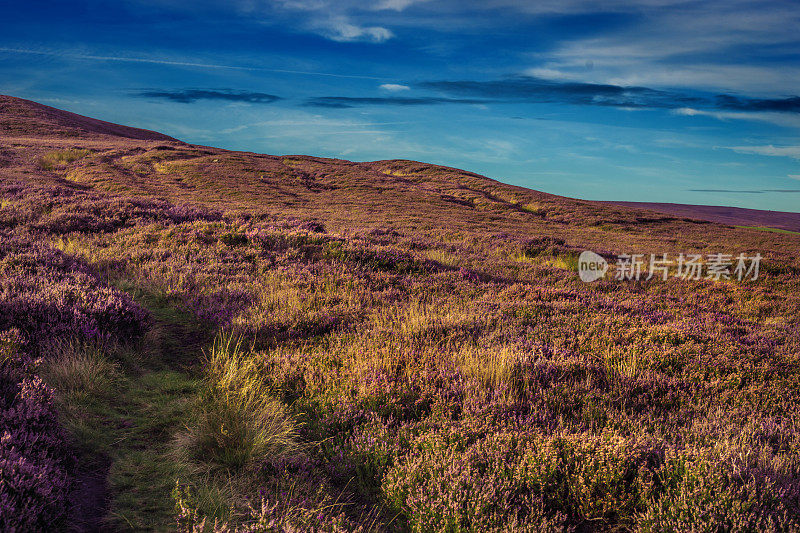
[
  {"x1": 0, "y1": 95, "x2": 178, "y2": 141},
  {"x1": 605, "y1": 201, "x2": 800, "y2": 233},
  {"x1": 1, "y1": 96, "x2": 798, "y2": 266},
  {"x1": 1, "y1": 97, "x2": 800, "y2": 531}
]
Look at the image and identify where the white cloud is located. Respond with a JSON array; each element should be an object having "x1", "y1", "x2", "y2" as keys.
[
  {"x1": 726, "y1": 145, "x2": 800, "y2": 159},
  {"x1": 521, "y1": 1, "x2": 800, "y2": 94},
  {"x1": 313, "y1": 16, "x2": 393, "y2": 42},
  {"x1": 379, "y1": 83, "x2": 410, "y2": 91},
  {"x1": 672, "y1": 108, "x2": 800, "y2": 129},
  {"x1": 372, "y1": 0, "x2": 429, "y2": 11},
  {"x1": 523, "y1": 67, "x2": 582, "y2": 81},
  {"x1": 265, "y1": 1, "x2": 395, "y2": 42},
  {"x1": 788, "y1": 174, "x2": 800, "y2": 181}
]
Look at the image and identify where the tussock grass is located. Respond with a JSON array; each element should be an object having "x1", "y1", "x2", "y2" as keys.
[
  {"x1": 424, "y1": 248, "x2": 461, "y2": 268},
  {"x1": 40, "y1": 339, "x2": 119, "y2": 398},
  {"x1": 37, "y1": 148, "x2": 92, "y2": 170},
  {"x1": 520, "y1": 202, "x2": 547, "y2": 216},
  {"x1": 176, "y1": 334, "x2": 298, "y2": 473},
  {"x1": 458, "y1": 343, "x2": 526, "y2": 399}
]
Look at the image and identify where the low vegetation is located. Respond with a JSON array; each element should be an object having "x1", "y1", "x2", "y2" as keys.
[
  {"x1": 37, "y1": 148, "x2": 92, "y2": 170},
  {"x1": 2, "y1": 124, "x2": 800, "y2": 531}
]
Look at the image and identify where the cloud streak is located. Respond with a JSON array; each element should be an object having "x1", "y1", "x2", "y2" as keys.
[
  {"x1": 726, "y1": 145, "x2": 800, "y2": 160},
  {"x1": 380, "y1": 83, "x2": 411, "y2": 92},
  {"x1": 310, "y1": 16, "x2": 393, "y2": 43},
  {"x1": 303, "y1": 96, "x2": 490, "y2": 108},
  {"x1": 0, "y1": 47, "x2": 390, "y2": 80},
  {"x1": 306, "y1": 76, "x2": 800, "y2": 115},
  {"x1": 689, "y1": 189, "x2": 800, "y2": 193},
  {"x1": 137, "y1": 89, "x2": 281, "y2": 104},
  {"x1": 420, "y1": 77, "x2": 800, "y2": 113}
]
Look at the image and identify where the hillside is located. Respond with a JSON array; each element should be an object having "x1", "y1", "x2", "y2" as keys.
[
  {"x1": 0, "y1": 95, "x2": 179, "y2": 141},
  {"x1": 605, "y1": 201, "x2": 800, "y2": 233},
  {"x1": 1, "y1": 95, "x2": 799, "y2": 532}
]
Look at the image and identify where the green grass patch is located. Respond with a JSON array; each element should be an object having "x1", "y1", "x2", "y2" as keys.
[
  {"x1": 38, "y1": 148, "x2": 92, "y2": 170},
  {"x1": 736, "y1": 225, "x2": 800, "y2": 235},
  {"x1": 43, "y1": 339, "x2": 199, "y2": 531},
  {"x1": 39, "y1": 279, "x2": 215, "y2": 531}
]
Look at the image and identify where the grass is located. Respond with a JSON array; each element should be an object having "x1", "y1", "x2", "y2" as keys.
[
  {"x1": 457, "y1": 343, "x2": 525, "y2": 400},
  {"x1": 174, "y1": 334, "x2": 298, "y2": 473},
  {"x1": 40, "y1": 339, "x2": 120, "y2": 399},
  {"x1": 39, "y1": 288, "x2": 299, "y2": 529},
  {"x1": 37, "y1": 148, "x2": 92, "y2": 170},
  {"x1": 423, "y1": 248, "x2": 461, "y2": 268},
  {"x1": 43, "y1": 341, "x2": 199, "y2": 531},
  {"x1": 38, "y1": 285, "x2": 207, "y2": 531},
  {"x1": 736, "y1": 225, "x2": 800, "y2": 235}
]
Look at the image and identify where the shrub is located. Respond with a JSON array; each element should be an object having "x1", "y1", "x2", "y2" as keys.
[
  {"x1": 383, "y1": 429, "x2": 664, "y2": 531},
  {"x1": 0, "y1": 237, "x2": 150, "y2": 347},
  {"x1": 0, "y1": 332, "x2": 71, "y2": 532}
]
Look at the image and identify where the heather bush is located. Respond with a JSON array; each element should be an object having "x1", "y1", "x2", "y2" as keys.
[
  {"x1": 381, "y1": 428, "x2": 666, "y2": 531},
  {"x1": 637, "y1": 449, "x2": 800, "y2": 531},
  {"x1": 0, "y1": 237, "x2": 150, "y2": 347},
  {"x1": 0, "y1": 180, "x2": 221, "y2": 235},
  {"x1": 0, "y1": 332, "x2": 71, "y2": 532},
  {"x1": 2, "y1": 153, "x2": 798, "y2": 530}
]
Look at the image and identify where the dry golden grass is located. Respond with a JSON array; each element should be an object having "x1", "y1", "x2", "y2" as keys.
[
  {"x1": 423, "y1": 248, "x2": 461, "y2": 268},
  {"x1": 457, "y1": 343, "x2": 526, "y2": 399},
  {"x1": 40, "y1": 339, "x2": 119, "y2": 398},
  {"x1": 175, "y1": 334, "x2": 298, "y2": 473},
  {"x1": 37, "y1": 148, "x2": 92, "y2": 170}
]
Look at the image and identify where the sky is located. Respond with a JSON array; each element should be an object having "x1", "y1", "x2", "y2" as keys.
[{"x1": 1, "y1": 0, "x2": 799, "y2": 211}]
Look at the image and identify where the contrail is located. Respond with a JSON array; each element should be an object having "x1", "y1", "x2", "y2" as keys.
[{"x1": 0, "y1": 47, "x2": 389, "y2": 80}]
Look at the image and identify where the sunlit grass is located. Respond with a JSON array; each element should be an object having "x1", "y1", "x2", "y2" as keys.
[
  {"x1": 736, "y1": 225, "x2": 800, "y2": 235},
  {"x1": 40, "y1": 339, "x2": 119, "y2": 399},
  {"x1": 175, "y1": 334, "x2": 298, "y2": 473},
  {"x1": 37, "y1": 148, "x2": 92, "y2": 170},
  {"x1": 423, "y1": 248, "x2": 461, "y2": 268}
]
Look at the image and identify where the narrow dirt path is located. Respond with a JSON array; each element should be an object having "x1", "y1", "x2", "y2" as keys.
[{"x1": 59, "y1": 291, "x2": 213, "y2": 531}]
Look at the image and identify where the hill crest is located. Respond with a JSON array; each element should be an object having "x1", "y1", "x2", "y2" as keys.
[{"x1": 0, "y1": 95, "x2": 179, "y2": 141}]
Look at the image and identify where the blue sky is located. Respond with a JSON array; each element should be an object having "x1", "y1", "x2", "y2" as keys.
[{"x1": 2, "y1": 0, "x2": 799, "y2": 211}]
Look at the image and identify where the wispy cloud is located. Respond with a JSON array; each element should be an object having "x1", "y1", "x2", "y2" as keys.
[
  {"x1": 688, "y1": 189, "x2": 800, "y2": 193},
  {"x1": 689, "y1": 189, "x2": 764, "y2": 194},
  {"x1": 303, "y1": 96, "x2": 489, "y2": 108},
  {"x1": 417, "y1": 76, "x2": 800, "y2": 114},
  {"x1": 420, "y1": 77, "x2": 698, "y2": 109},
  {"x1": 268, "y1": 1, "x2": 394, "y2": 42},
  {"x1": 310, "y1": 16, "x2": 393, "y2": 42},
  {"x1": 303, "y1": 75, "x2": 800, "y2": 116},
  {"x1": 726, "y1": 145, "x2": 800, "y2": 159},
  {"x1": 380, "y1": 83, "x2": 411, "y2": 92},
  {"x1": 521, "y1": 1, "x2": 800, "y2": 94},
  {"x1": 0, "y1": 47, "x2": 389, "y2": 80},
  {"x1": 371, "y1": 0, "x2": 430, "y2": 11},
  {"x1": 672, "y1": 108, "x2": 800, "y2": 128},
  {"x1": 137, "y1": 89, "x2": 281, "y2": 104}
]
